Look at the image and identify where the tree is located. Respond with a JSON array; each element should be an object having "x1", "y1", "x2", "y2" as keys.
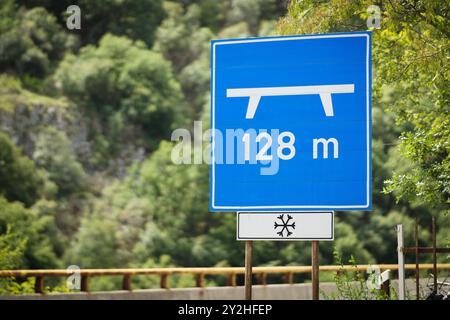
[
  {"x1": 376, "y1": 1, "x2": 449, "y2": 209},
  {"x1": 0, "y1": 1, "x2": 73, "y2": 87},
  {"x1": 154, "y1": 2, "x2": 213, "y2": 119},
  {"x1": 126, "y1": 141, "x2": 212, "y2": 265},
  {"x1": 17, "y1": 0, "x2": 165, "y2": 47},
  {"x1": 33, "y1": 127, "x2": 86, "y2": 198},
  {"x1": 53, "y1": 34, "x2": 185, "y2": 159},
  {"x1": 0, "y1": 226, "x2": 29, "y2": 294},
  {"x1": 0, "y1": 196, "x2": 60, "y2": 268},
  {"x1": 0, "y1": 132, "x2": 44, "y2": 206},
  {"x1": 0, "y1": 226, "x2": 26, "y2": 270},
  {"x1": 67, "y1": 181, "x2": 150, "y2": 268},
  {"x1": 154, "y1": 3, "x2": 207, "y2": 72},
  {"x1": 67, "y1": 215, "x2": 120, "y2": 268}
]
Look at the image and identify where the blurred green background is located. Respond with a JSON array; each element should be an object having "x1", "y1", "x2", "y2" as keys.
[{"x1": 0, "y1": 0, "x2": 448, "y2": 292}]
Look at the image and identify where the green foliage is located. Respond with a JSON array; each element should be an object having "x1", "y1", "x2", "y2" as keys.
[
  {"x1": 67, "y1": 215, "x2": 120, "y2": 268},
  {"x1": 0, "y1": 1, "x2": 73, "y2": 85},
  {"x1": 0, "y1": 75, "x2": 88, "y2": 197},
  {"x1": 128, "y1": 141, "x2": 208, "y2": 235},
  {"x1": 33, "y1": 127, "x2": 86, "y2": 198},
  {"x1": 333, "y1": 222, "x2": 374, "y2": 264},
  {"x1": 0, "y1": 196, "x2": 60, "y2": 268},
  {"x1": 227, "y1": 0, "x2": 273, "y2": 35},
  {"x1": 154, "y1": 2, "x2": 213, "y2": 117},
  {"x1": 54, "y1": 34, "x2": 185, "y2": 156},
  {"x1": 0, "y1": 226, "x2": 35, "y2": 294},
  {"x1": 0, "y1": 132, "x2": 44, "y2": 206},
  {"x1": 171, "y1": 0, "x2": 283, "y2": 34},
  {"x1": 155, "y1": 2, "x2": 205, "y2": 72},
  {"x1": 0, "y1": 226, "x2": 26, "y2": 270},
  {"x1": 373, "y1": 2, "x2": 449, "y2": 209},
  {"x1": 0, "y1": 277, "x2": 35, "y2": 295},
  {"x1": 128, "y1": 141, "x2": 230, "y2": 267},
  {"x1": 322, "y1": 251, "x2": 395, "y2": 300},
  {"x1": 0, "y1": 74, "x2": 69, "y2": 112},
  {"x1": 74, "y1": 0, "x2": 165, "y2": 47},
  {"x1": 194, "y1": 0, "x2": 226, "y2": 32},
  {"x1": 17, "y1": 0, "x2": 165, "y2": 47},
  {"x1": 66, "y1": 181, "x2": 150, "y2": 268}
]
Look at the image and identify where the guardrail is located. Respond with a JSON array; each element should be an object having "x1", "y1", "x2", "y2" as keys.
[{"x1": 1, "y1": 264, "x2": 449, "y2": 294}]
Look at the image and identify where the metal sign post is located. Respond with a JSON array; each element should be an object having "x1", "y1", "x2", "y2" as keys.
[
  {"x1": 311, "y1": 241, "x2": 319, "y2": 300},
  {"x1": 245, "y1": 241, "x2": 253, "y2": 300},
  {"x1": 238, "y1": 212, "x2": 333, "y2": 300}
]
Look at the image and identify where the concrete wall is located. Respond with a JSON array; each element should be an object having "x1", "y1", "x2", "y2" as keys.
[{"x1": 0, "y1": 279, "x2": 426, "y2": 300}]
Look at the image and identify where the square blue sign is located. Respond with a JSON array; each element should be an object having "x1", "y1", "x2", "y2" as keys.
[{"x1": 210, "y1": 32, "x2": 372, "y2": 211}]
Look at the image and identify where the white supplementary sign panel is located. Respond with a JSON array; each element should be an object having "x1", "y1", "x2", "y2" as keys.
[{"x1": 237, "y1": 211, "x2": 334, "y2": 241}]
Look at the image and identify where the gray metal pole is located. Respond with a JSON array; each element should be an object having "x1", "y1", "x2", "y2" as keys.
[{"x1": 396, "y1": 224, "x2": 405, "y2": 300}]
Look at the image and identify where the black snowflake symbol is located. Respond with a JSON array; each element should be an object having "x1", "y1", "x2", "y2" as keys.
[{"x1": 274, "y1": 214, "x2": 296, "y2": 237}]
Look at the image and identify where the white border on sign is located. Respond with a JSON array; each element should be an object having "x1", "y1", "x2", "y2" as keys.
[{"x1": 211, "y1": 33, "x2": 371, "y2": 210}]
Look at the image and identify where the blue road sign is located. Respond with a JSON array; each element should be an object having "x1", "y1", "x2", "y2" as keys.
[{"x1": 210, "y1": 32, "x2": 372, "y2": 212}]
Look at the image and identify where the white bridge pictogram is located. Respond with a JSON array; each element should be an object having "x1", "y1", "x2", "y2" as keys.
[{"x1": 227, "y1": 84, "x2": 355, "y2": 119}]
